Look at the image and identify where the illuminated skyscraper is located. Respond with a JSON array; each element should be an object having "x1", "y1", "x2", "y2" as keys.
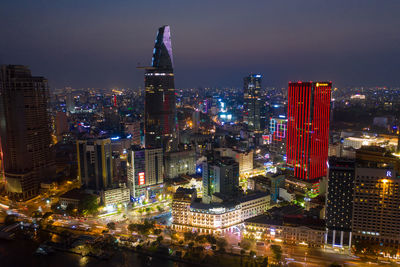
[
  {"x1": 269, "y1": 116, "x2": 287, "y2": 156},
  {"x1": 243, "y1": 74, "x2": 262, "y2": 132},
  {"x1": 286, "y1": 81, "x2": 331, "y2": 182},
  {"x1": 144, "y1": 25, "x2": 177, "y2": 151},
  {"x1": 352, "y1": 167, "x2": 400, "y2": 249},
  {"x1": 326, "y1": 157, "x2": 355, "y2": 248},
  {"x1": 0, "y1": 65, "x2": 55, "y2": 201},
  {"x1": 127, "y1": 146, "x2": 163, "y2": 200}
]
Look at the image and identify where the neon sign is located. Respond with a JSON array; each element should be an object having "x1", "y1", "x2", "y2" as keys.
[{"x1": 138, "y1": 172, "x2": 145, "y2": 185}]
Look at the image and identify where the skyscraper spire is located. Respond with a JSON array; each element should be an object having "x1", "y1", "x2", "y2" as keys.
[{"x1": 151, "y1": 25, "x2": 173, "y2": 71}]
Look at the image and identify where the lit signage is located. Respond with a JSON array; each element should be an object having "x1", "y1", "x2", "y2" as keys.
[
  {"x1": 138, "y1": 172, "x2": 145, "y2": 185},
  {"x1": 386, "y1": 171, "x2": 392, "y2": 177},
  {"x1": 209, "y1": 207, "x2": 225, "y2": 214},
  {"x1": 316, "y1": 83, "x2": 329, "y2": 87}
]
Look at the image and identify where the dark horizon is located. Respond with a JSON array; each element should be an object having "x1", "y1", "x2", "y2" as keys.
[{"x1": 1, "y1": 0, "x2": 399, "y2": 89}]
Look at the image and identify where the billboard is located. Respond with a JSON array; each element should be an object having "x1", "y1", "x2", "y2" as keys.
[{"x1": 138, "y1": 172, "x2": 145, "y2": 185}]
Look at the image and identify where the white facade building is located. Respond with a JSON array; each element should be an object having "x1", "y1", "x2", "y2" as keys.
[{"x1": 101, "y1": 185, "x2": 130, "y2": 207}]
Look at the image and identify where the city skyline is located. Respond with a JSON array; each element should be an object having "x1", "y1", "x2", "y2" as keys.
[
  {"x1": 0, "y1": 2, "x2": 400, "y2": 266},
  {"x1": 1, "y1": 1, "x2": 400, "y2": 89}
]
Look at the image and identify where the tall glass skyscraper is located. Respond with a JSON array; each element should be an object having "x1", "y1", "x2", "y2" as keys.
[
  {"x1": 144, "y1": 25, "x2": 177, "y2": 151},
  {"x1": 243, "y1": 74, "x2": 262, "y2": 132},
  {"x1": 286, "y1": 81, "x2": 331, "y2": 182}
]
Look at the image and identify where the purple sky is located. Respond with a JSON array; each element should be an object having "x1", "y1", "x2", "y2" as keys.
[{"x1": 1, "y1": 0, "x2": 399, "y2": 89}]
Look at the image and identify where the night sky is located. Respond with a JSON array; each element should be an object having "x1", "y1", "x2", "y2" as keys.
[{"x1": 1, "y1": 0, "x2": 399, "y2": 89}]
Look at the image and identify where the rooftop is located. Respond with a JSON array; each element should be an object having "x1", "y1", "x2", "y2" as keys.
[{"x1": 59, "y1": 189, "x2": 92, "y2": 200}]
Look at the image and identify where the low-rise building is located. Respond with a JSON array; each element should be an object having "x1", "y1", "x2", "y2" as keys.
[
  {"x1": 279, "y1": 188, "x2": 295, "y2": 202},
  {"x1": 172, "y1": 190, "x2": 270, "y2": 234},
  {"x1": 166, "y1": 174, "x2": 203, "y2": 197},
  {"x1": 240, "y1": 192, "x2": 270, "y2": 221},
  {"x1": 245, "y1": 214, "x2": 325, "y2": 247},
  {"x1": 59, "y1": 189, "x2": 99, "y2": 210},
  {"x1": 101, "y1": 185, "x2": 130, "y2": 207}
]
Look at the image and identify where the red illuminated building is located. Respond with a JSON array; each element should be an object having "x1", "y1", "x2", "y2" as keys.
[{"x1": 286, "y1": 81, "x2": 331, "y2": 182}]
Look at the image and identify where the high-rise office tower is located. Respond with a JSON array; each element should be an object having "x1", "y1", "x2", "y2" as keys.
[
  {"x1": 352, "y1": 166, "x2": 400, "y2": 248},
  {"x1": 0, "y1": 65, "x2": 55, "y2": 201},
  {"x1": 243, "y1": 74, "x2": 262, "y2": 132},
  {"x1": 269, "y1": 116, "x2": 287, "y2": 156},
  {"x1": 144, "y1": 25, "x2": 177, "y2": 151},
  {"x1": 202, "y1": 156, "x2": 239, "y2": 204},
  {"x1": 65, "y1": 87, "x2": 74, "y2": 113},
  {"x1": 326, "y1": 157, "x2": 356, "y2": 248},
  {"x1": 77, "y1": 138, "x2": 113, "y2": 191},
  {"x1": 286, "y1": 81, "x2": 332, "y2": 182},
  {"x1": 127, "y1": 146, "x2": 163, "y2": 200}
]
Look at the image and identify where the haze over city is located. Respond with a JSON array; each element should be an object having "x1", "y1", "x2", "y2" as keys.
[{"x1": 1, "y1": 0, "x2": 400, "y2": 88}]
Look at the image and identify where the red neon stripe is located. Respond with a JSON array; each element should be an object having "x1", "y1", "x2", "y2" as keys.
[
  {"x1": 318, "y1": 86, "x2": 322, "y2": 178},
  {"x1": 300, "y1": 84, "x2": 305, "y2": 180},
  {"x1": 322, "y1": 85, "x2": 328, "y2": 177},
  {"x1": 294, "y1": 82, "x2": 299, "y2": 177},
  {"x1": 294, "y1": 82, "x2": 298, "y2": 175},
  {"x1": 286, "y1": 84, "x2": 293, "y2": 164},
  {"x1": 315, "y1": 85, "x2": 319, "y2": 179},
  {"x1": 322, "y1": 85, "x2": 327, "y2": 176},
  {"x1": 305, "y1": 83, "x2": 310, "y2": 180},
  {"x1": 286, "y1": 83, "x2": 292, "y2": 164},
  {"x1": 311, "y1": 84, "x2": 317, "y2": 180},
  {"x1": 291, "y1": 83, "x2": 295, "y2": 176},
  {"x1": 300, "y1": 83, "x2": 304, "y2": 179}
]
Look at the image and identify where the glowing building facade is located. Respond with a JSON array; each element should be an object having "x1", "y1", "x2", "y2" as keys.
[
  {"x1": 286, "y1": 82, "x2": 331, "y2": 182},
  {"x1": 269, "y1": 116, "x2": 287, "y2": 156},
  {"x1": 243, "y1": 74, "x2": 262, "y2": 132},
  {"x1": 127, "y1": 146, "x2": 163, "y2": 200},
  {"x1": 144, "y1": 25, "x2": 177, "y2": 151}
]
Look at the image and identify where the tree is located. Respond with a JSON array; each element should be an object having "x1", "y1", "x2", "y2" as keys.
[
  {"x1": 195, "y1": 235, "x2": 207, "y2": 244},
  {"x1": 153, "y1": 228, "x2": 162, "y2": 235},
  {"x1": 50, "y1": 202, "x2": 60, "y2": 212},
  {"x1": 156, "y1": 235, "x2": 164, "y2": 244},
  {"x1": 184, "y1": 231, "x2": 197, "y2": 242},
  {"x1": 42, "y1": 212, "x2": 53, "y2": 220},
  {"x1": 78, "y1": 194, "x2": 99, "y2": 215},
  {"x1": 206, "y1": 234, "x2": 217, "y2": 245},
  {"x1": 270, "y1": 244, "x2": 282, "y2": 263},
  {"x1": 262, "y1": 257, "x2": 269, "y2": 266},
  {"x1": 216, "y1": 237, "x2": 228, "y2": 250},
  {"x1": 66, "y1": 204, "x2": 75, "y2": 215},
  {"x1": 240, "y1": 249, "x2": 246, "y2": 266},
  {"x1": 240, "y1": 238, "x2": 253, "y2": 250},
  {"x1": 4, "y1": 215, "x2": 17, "y2": 225},
  {"x1": 128, "y1": 223, "x2": 136, "y2": 232},
  {"x1": 188, "y1": 241, "x2": 194, "y2": 249},
  {"x1": 107, "y1": 222, "x2": 116, "y2": 230},
  {"x1": 171, "y1": 231, "x2": 179, "y2": 243}
]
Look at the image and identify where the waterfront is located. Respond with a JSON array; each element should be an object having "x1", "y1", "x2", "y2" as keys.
[{"x1": 0, "y1": 239, "x2": 182, "y2": 267}]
